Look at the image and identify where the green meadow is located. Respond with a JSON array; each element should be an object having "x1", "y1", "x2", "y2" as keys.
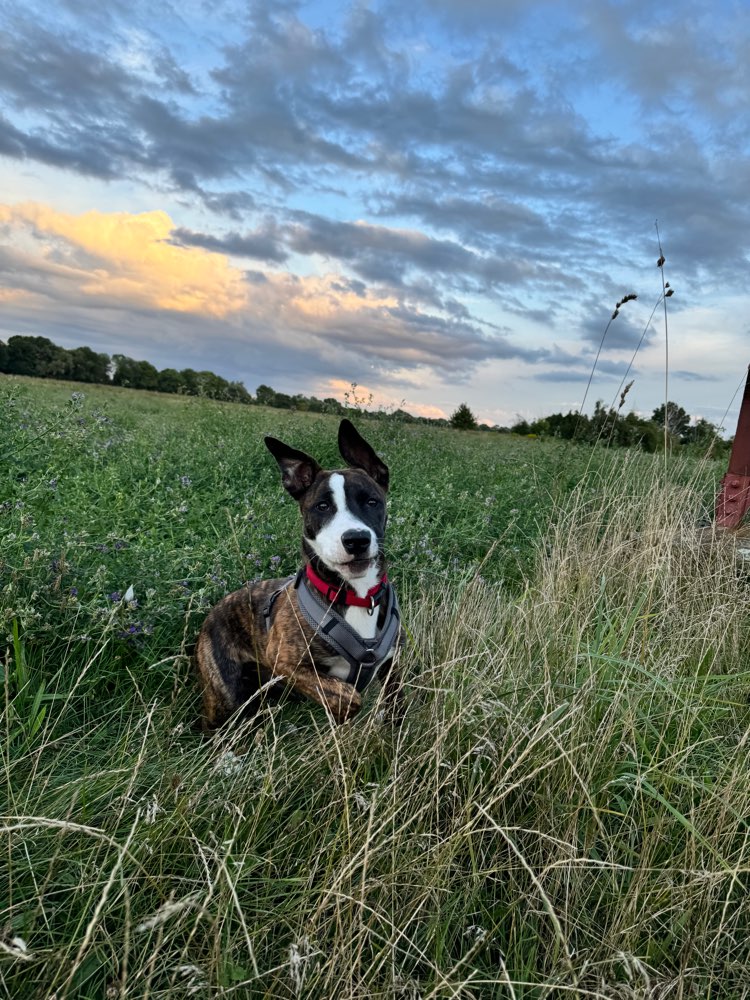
[{"x1": 2, "y1": 376, "x2": 749, "y2": 999}]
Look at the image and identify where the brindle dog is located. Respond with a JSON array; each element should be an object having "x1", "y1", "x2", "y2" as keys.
[{"x1": 196, "y1": 419, "x2": 402, "y2": 730}]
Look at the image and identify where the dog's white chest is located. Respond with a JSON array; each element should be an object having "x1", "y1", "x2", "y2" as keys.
[
  {"x1": 343, "y1": 605, "x2": 378, "y2": 640},
  {"x1": 320, "y1": 605, "x2": 385, "y2": 680},
  {"x1": 322, "y1": 656, "x2": 354, "y2": 680}
]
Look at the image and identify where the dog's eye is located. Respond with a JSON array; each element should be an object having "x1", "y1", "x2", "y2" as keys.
[
  {"x1": 316, "y1": 500, "x2": 330, "y2": 512},
  {"x1": 366, "y1": 497, "x2": 379, "y2": 507}
]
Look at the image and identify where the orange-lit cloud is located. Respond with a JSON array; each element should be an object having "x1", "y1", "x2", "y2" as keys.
[
  {"x1": 0, "y1": 202, "x2": 248, "y2": 317},
  {"x1": 0, "y1": 288, "x2": 31, "y2": 305},
  {"x1": 285, "y1": 274, "x2": 398, "y2": 319},
  {"x1": 320, "y1": 377, "x2": 447, "y2": 420}
]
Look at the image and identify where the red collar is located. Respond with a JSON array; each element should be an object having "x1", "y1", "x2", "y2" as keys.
[{"x1": 305, "y1": 563, "x2": 388, "y2": 608}]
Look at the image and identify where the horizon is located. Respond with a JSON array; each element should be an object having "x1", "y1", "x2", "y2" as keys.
[
  {"x1": 2, "y1": 332, "x2": 736, "y2": 438},
  {"x1": 1, "y1": 0, "x2": 748, "y2": 429}
]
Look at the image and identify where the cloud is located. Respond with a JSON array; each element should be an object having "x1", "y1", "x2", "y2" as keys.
[
  {"x1": 317, "y1": 377, "x2": 448, "y2": 419},
  {"x1": 285, "y1": 212, "x2": 580, "y2": 301},
  {"x1": 672, "y1": 370, "x2": 722, "y2": 383},
  {"x1": 0, "y1": 202, "x2": 550, "y2": 382},
  {"x1": 170, "y1": 223, "x2": 288, "y2": 263},
  {"x1": 3, "y1": 0, "x2": 750, "y2": 293},
  {"x1": 0, "y1": 203, "x2": 249, "y2": 316}
]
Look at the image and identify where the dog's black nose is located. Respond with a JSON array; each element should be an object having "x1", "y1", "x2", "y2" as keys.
[{"x1": 341, "y1": 529, "x2": 371, "y2": 556}]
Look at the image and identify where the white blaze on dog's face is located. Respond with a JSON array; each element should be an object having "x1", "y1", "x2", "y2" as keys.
[{"x1": 304, "y1": 471, "x2": 384, "y2": 584}]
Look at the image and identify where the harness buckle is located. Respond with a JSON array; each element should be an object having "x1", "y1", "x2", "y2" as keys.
[{"x1": 367, "y1": 595, "x2": 376, "y2": 616}]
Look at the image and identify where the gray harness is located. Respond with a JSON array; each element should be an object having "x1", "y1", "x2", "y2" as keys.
[{"x1": 264, "y1": 569, "x2": 401, "y2": 693}]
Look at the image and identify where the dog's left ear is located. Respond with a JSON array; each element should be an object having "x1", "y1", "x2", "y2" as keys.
[
  {"x1": 265, "y1": 436, "x2": 322, "y2": 500},
  {"x1": 338, "y1": 418, "x2": 389, "y2": 491}
]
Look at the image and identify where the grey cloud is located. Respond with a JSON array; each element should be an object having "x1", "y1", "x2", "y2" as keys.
[
  {"x1": 532, "y1": 362, "x2": 630, "y2": 384},
  {"x1": 373, "y1": 191, "x2": 553, "y2": 248},
  {"x1": 578, "y1": 306, "x2": 656, "y2": 352},
  {"x1": 170, "y1": 223, "x2": 288, "y2": 263},
  {"x1": 672, "y1": 370, "x2": 722, "y2": 383},
  {"x1": 285, "y1": 211, "x2": 577, "y2": 295}
]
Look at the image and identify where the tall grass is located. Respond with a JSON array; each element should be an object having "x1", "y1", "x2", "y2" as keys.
[
  {"x1": 0, "y1": 383, "x2": 750, "y2": 1000},
  {"x1": 2, "y1": 404, "x2": 748, "y2": 998}
]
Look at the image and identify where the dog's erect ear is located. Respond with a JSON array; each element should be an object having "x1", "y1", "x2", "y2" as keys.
[
  {"x1": 265, "y1": 437, "x2": 322, "y2": 500},
  {"x1": 338, "y1": 419, "x2": 389, "y2": 491}
]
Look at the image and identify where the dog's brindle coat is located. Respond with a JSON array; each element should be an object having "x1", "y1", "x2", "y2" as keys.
[{"x1": 196, "y1": 420, "x2": 402, "y2": 730}]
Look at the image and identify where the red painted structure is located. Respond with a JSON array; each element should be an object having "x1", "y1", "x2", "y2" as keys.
[{"x1": 715, "y1": 365, "x2": 750, "y2": 529}]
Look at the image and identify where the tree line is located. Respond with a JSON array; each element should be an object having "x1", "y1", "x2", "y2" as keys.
[
  {"x1": 0, "y1": 334, "x2": 729, "y2": 451},
  {"x1": 0, "y1": 334, "x2": 440, "y2": 421},
  {"x1": 506, "y1": 399, "x2": 727, "y2": 452},
  {"x1": 449, "y1": 399, "x2": 728, "y2": 453}
]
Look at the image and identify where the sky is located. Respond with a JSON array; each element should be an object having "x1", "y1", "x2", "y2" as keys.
[{"x1": 0, "y1": 0, "x2": 748, "y2": 427}]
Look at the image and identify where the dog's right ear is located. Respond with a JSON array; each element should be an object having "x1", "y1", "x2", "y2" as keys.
[{"x1": 264, "y1": 437, "x2": 322, "y2": 500}]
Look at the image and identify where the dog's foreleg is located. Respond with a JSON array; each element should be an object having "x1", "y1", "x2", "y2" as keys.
[
  {"x1": 265, "y1": 645, "x2": 361, "y2": 723},
  {"x1": 282, "y1": 663, "x2": 361, "y2": 723}
]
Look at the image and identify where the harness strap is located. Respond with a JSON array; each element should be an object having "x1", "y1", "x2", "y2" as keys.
[
  {"x1": 294, "y1": 569, "x2": 401, "y2": 693},
  {"x1": 262, "y1": 576, "x2": 295, "y2": 632}
]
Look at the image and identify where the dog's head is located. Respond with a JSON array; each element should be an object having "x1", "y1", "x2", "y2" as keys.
[{"x1": 265, "y1": 419, "x2": 389, "y2": 584}]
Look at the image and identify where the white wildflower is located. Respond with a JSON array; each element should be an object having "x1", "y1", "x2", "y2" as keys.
[
  {"x1": 0, "y1": 936, "x2": 32, "y2": 960},
  {"x1": 463, "y1": 924, "x2": 488, "y2": 943},
  {"x1": 289, "y1": 936, "x2": 319, "y2": 996},
  {"x1": 215, "y1": 750, "x2": 246, "y2": 777},
  {"x1": 136, "y1": 895, "x2": 198, "y2": 933},
  {"x1": 353, "y1": 791, "x2": 371, "y2": 813},
  {"x1": 144, "y1": 794, "x2": 162, "y2": 825},
  {"x1": 176, "y1": 965, "x2": 207, "y2": 996}
]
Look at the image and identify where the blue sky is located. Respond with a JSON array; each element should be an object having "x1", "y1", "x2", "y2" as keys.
[{"x1": 0, "y1": 0, "x2": 748, "y2": 426}]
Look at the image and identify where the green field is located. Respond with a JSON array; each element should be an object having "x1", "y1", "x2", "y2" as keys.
[{"x1": 2, "y1": 376, "x2": 749, "y2": 998}]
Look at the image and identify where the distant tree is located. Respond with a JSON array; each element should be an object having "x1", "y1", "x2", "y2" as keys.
[
  {"x1": 322, "y1": 397, "x2": 344, "y2": 414},
  {"x1": 272, "y1": 391, "x2": 293, "y2": 409},
  {"x1": 68, "y1": 345, "x2": 110, "y2": 383},
  {"x1": 5, "y1": 335, "x2": 71, "y2": 378},
  {"x1": 528, "y1": 417, "x2": 550, "y2": 436},
  {"x1": 511, "y1": 418, "x2": 531, "y2": 435},
  {"x1": 651, "y1": 402, "x2": 690, "y2": 440},
  {"x1": 392, "y1": 408, "x2": 415, "y2": 423},
  {"x1": 256, "y1": 384, "x2": 277, "y2": 407},
  {"x1": 545, "y1": 411, "x2": 579, "y2": 440},
  {"x1": 450, "y1": 403, "x2": 478, "y2": 430},
  {"x1": 682, "y1": 416, "x2": 720, "y2": 446},
  {"x1": 157, "y1": 368, "x2": 181, "y2": 394},
  {"x1": 178, "y1": 369, "x2": 200, "y2": 395},
  {"x1": 226, "y1": 381, "x2": 252, "y2": 404},
  {"x1": 195, "y1": 370, "x2": 231, "y2": 399},
  {"x1": 0, "y1": 340, "x2": 7, "y2": 372},
  {"x1": 112, "y1": 354, "x2": 159, "y2": 390}
]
